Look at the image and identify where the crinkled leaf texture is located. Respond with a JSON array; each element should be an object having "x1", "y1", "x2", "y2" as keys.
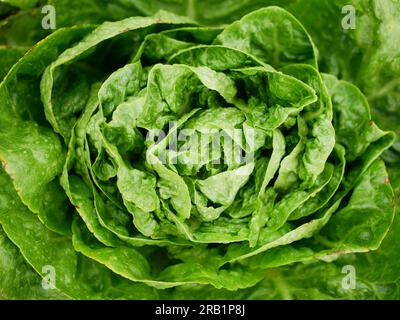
[{"x1": 0, "y1": 5, "x2": 397, "y2": 300}]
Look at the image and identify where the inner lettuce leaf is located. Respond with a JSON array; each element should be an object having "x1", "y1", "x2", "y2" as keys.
[{"x1": 0, "y1": 3, "x2": 398, "y2": 300}]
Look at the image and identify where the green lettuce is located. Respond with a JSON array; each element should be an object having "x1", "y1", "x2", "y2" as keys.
[{"x1": 0, "y1": 2, "x2": 398, "y2": 300}]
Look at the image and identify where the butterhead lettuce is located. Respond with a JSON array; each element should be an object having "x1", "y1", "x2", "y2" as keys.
[{"x1": 0, "y1": 2, "x2": 398, "y2": 300}]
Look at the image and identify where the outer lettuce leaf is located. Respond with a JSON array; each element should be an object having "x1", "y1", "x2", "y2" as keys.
[
  {"x1": 0, "y1": 168, "x2": 158, "y2": 299},
  {"x1": 0, "y1": 47, "x2": 26, "y2": 81},
  {"x1": 0, "y1": 225, "x2": 67, "y2": 300},
  {"x1": 0, "y1": 4, "x2": 397, "y2": 300}
]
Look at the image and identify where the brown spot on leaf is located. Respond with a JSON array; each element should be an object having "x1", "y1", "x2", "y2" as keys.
[{"x1": 384, "y1": 176, "x2": 390, "y2": 184}]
